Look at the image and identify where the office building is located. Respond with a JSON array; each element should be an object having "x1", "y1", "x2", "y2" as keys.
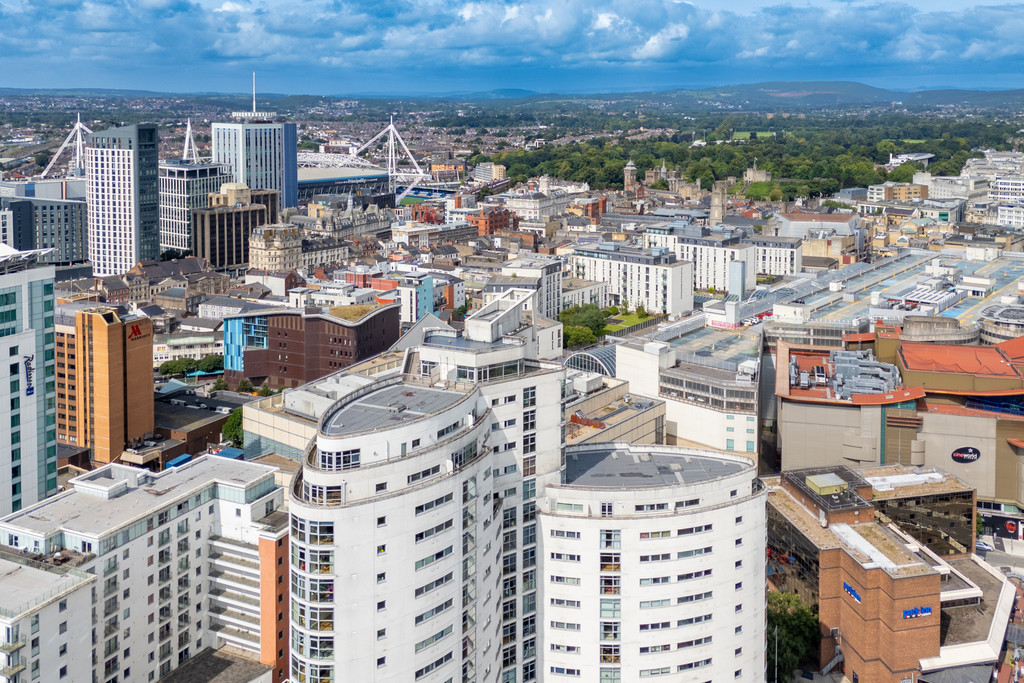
[
  {"x1": 249, "y1": 224, "x2": 303, "y2": 272},
  {"x1": 213, "y1": 121, "x2": 298, "y2": 208},
  {"x1": 767, "y1": 466, "x2": 1011, "y2": 681},
  {"x1": 54, "y1": 304, "x2": 155, "y2": 464},
  {"x1": 191, "y1": 184, "x2": 278, "y2": 272},
  {"x1": 159, "y1": 159, "x2": 233, "y2": 252},
  {"x1": 285, "y1": 294, "x2": 765, "y2": 683},
  {"x1": 86, "y1": 124, "x2": 160, "y2": 277},
  {"x1": 0, "y1": 245, "x2": 58, "y2": 515},
  {"x1": 223, "y1": 302, "x2": 400, "y2": 389},
  {"x1": 0, "y1": 455, "x2": 290, "y2": 683},
  {"x1": 569, "y1": 243, "x2": 694, "y2": 317}
]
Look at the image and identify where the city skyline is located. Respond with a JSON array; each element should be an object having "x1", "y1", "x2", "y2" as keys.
[{"x1": 1, "y1": 0, "x2": 1023, "y2": 95}]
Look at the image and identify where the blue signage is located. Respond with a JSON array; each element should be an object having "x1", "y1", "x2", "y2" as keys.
[
  {"x1": 22, "y1": 354, "x2": 34, "y2": 396},
  {"x1": 843, "y1": 582, "x2": 861, "y2": 603},
  {"x1": 903, "y1": 606, "x2": 932, "y2": 619}
]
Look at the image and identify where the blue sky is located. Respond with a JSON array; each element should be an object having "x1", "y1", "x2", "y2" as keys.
[{"x1": 2, "y1": 0, "x2": 1023, "y2": 95}]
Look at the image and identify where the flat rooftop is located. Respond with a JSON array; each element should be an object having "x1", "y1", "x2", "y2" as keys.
[
  {"x1": 157, "y1": 645, "x2": 272, "y2": 683},
  {"x1": 0, "y1": 552, "x2": 93, "y2": 619},
  {"x1": 899, "y1": 342, "x2": 1021, "y2": 378},
  {"x1": 321, "y1": 381, "x2": 469, "y2": 436},
  {"x1": 564, "y1": 445, "x2": 747, "y2": 488},
  {"x1": 941, "y1": 557, "x2": 1006, "y2": 647},
  {"x1": 860, "y1": 464, "x2": 973, "y2": 500},
  {"x1": 0, "y1": 456, "x2": 277, "y2": 538}
]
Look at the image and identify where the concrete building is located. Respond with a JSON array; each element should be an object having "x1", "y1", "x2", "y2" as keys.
[
  {"x1": 743, "y1": 235, "x2": 803, "y2": 276},
  {"x1": 26, "y1": 197, "x2": 88, "y2": 264},
  {"x1": 0, "y1": 197, "x2": 33, "y2": 251},
  {"x1": 284, "y1": 293, "x2": 766, "y2": 683},
  {"x1": 913, "y1": 172, "x2": 989, "y2": 200},
  {"x1": 866, "y1": 181, "x2": 928, "y2": 202},
  {"x1": 561, "y1": 277, "x2": 608, "y2": 310},
  {"x1": 472, "y1": 162, "x2": 506, "y2": 183},
  {"x1": 86, "y1": 124, "x2": 160, "y2": 277},
  {"x1": 191, "y1": 184, "x2": 279, "y2": 272},
  {"x1": 159, "y1": 160, "x2": 233, "y2": 252},
  {"x1": 223, "y1": 302, "x2": 400, "y2": 389},
  {"x1": 212, "y1": 121, "x2": 298, "y2": 208},
  {"x1": 501, "y1": 255, "x2": 563, "y2": 320},
  {"x1": 55, "y1": 304, "x2": 155, "y2": 464},
  {"x1": 643, "y1": 222, "x2": 756, "y2": 295},
  {"x1": 0, "y1": 245, "x2": 58, "y2": 515},
  {"x1": 0, "y1": 456, "x2": 291, "y2": 683},
  {"x1": 153, "y1": 330, "x2": 224, "y2": 368},
  {"x1": 569, "y1": 243, "x2": 693, "y2": 317},
  {"x1": 988, "y1": 175, "x2": 1024, "y2": 203}
]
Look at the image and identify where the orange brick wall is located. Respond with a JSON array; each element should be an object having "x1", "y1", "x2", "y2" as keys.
[{"x1": 259, "y1": 534, "x2": 290, "y2": 683}]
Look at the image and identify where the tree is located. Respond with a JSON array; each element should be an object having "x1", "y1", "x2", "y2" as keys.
[
  {"x1": 558, "y1": 304, "x2": 609, "y2": 338},
  {"x1": 211, "y1": 378, "x2": 228, "y2": 391},
  {"x1": 197, "y1": 354, "x2": 224, "y2": 373},
  {"x1": 257, "y1": 384, "x2": 274, "y2": 397},
  {"x1": 636, "y1": 305, "x2": 648, "y2": 318},
  {"x1": 34, "y1": 152, "x2": 51, "y2": 168},
  {"x1": 222, "y1": 408, "x2": 243, "y2": 448},
  {"x1": 236, "y1": 378, "x2": 254, "y2": 393},
  {"x1": 767, "y1": 591, "x2": 819, "y2": 682},
  {"x1": 158, "y1": 358, "x2": 198, "y2": 376},
  {"x1": 563, "y1": 325, "x2": 596, "y2": 348}
]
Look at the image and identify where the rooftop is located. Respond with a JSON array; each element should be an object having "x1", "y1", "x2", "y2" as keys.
[
  {"x1": 564, "y1": 444, "x2": 748, "y2": 488},
  {"x1": 860, "y1": 465, "x2": 973, "y2": 500},
  {"x1": 321, "y1": 380, "x2": 470, "y2": 437},
  {"x1": 156, "y1": 645, "x2": 272, "y2": 683},
  {"x1": 899, "y1": 342, "x2": 1021, "y2": 378},
  {"x1": 327, "y1": 303, "x2": 382, "y2": 322},
  {"x1": 0, "y1": 551, "x2": 93, "y2": 620},
  {"x1": 0, "y1": 456, "x2": 277, "y2": 538}
]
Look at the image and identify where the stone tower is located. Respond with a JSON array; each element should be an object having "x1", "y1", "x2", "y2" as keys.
[
  {"x1": 623, "y1": 159, "x2": 637, "y2": 193},
  {"x1": 710, "y1": 180, "x2": 727, "y2": 224}
]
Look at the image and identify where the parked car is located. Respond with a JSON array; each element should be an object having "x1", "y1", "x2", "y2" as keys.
[{"x1": 976, "y1": 540, "x2": 995, "y2": 553}]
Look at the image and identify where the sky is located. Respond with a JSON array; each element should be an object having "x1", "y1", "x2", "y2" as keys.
[{"x1": 2, "y1": 0, "x2": 1024, "y2": 96}]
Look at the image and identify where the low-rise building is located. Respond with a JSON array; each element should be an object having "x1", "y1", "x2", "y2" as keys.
[
  {"x1": 643, "y1": 221, "x2": 756, "y2": 294},
  {"x1": 569, "y1": 243, "x2": 693, "y2": 316}
]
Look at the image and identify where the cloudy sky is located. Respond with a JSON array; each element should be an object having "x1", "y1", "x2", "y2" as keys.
[{"x1": 2, "y1": 0, "x2": 1023, "y2": 95}]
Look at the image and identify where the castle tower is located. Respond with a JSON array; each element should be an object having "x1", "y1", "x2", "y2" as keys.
[{"x1": 710, "y1": 180, "x2": 727, "y2": 224}]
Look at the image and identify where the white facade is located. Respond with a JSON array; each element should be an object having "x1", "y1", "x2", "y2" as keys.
[
  {"x1": 744, "y1": 237, "x2": 803, "y2": 276},
  {"x1": 561, "y1": 278, "x2": 609, "y2": 310},
  {"x1": 569, "y1": 245, "x2": 693, "y2": 317},
  {"x1": 502, "y1": 255, "x2": 564, "y2": 320},
  {"x1": 990, "y1": 175, "x2": 1024, "y2": 203},
  {"x1": 158, "y1": 160, "x2": 233, "y2": 251},
  {"x1": 86, "y1": 125, "x2": 159, "y2": 277},
  {"x1": 503, "y1": 190, "x2": 573, "y2": 221},
  {"x1": 212, "y1": 121, "x2": 296, "y2": 207},
  {"x1": 997, "y1": 203, "x2": 1024, "y2": 228},
  {"x1": 0, "y1": 255, "x2": 57, "y2": 515},
  {"x1": 538, "y1": 443, "x2": 766, "y2": 683},
  {"x1": 0, "y1": 457, "x2": 286, "y2": 682},
  {"x1": 153, "y1": 332, "x2": 224, "y2": 367},
  {"x1": 643, "y1": 228, "x2": 756, "y2": 293},
  {"x1": 0, "y1": 553, "x2": 94, "y2": 683}
]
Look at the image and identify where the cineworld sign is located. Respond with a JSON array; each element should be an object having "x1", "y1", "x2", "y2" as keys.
[{"x1": 951, "y1": 447, "x2": 981, "y2": 464}]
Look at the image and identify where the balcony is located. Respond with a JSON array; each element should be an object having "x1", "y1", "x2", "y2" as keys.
[
  {"x1": 0, "y1": 641, "x2": 24, "y2": 654},
  {"x1": 0, "y1": 662, "x2": 26, "y2": 678}
]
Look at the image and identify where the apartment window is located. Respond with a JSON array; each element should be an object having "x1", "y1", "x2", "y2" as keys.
[
  {"x1": 600, "y1": 530, "x2": 620, "y2": 549},
  {"x1": 522, "y1": 456, "x2": 536, "y2": 476},
  {"x1": 523, "y1": 386, "x2": 536, "y2": 407},
  {"x1": 600, "y1": 503, "x2": 613, "y2": 517},
  {"x1": 523, "y1": 434, "x2": 536, "y2": 454},
  {"x1": 377, "y1": 657, "x2": 386, "y2": 668}
]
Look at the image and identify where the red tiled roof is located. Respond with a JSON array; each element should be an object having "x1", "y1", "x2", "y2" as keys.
[{"x1": 997, "y1": 335, "x2": 1024, "y2": 363}]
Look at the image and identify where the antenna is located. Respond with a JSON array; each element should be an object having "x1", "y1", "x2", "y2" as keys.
[
  {"x1": 182, "y1": 119, "x2": 200, "y2": 163},
  {"x1": 41, "y1": 113, "x2": 93, "y2": 178},
  {"x1": 252, "y1": 72, "x2": 256, "y2": 114}
]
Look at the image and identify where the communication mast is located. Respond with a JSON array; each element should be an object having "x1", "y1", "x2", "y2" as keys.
[{"x1": 41, "y1": 113, "x2": 92, "y2": 178}]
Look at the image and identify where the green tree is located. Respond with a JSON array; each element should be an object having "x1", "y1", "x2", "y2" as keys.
[
  {"x1": 558, "y1": 304, "x2": 609, "y2": 338},
  {"x1": 636, "y1": 305, "x2": 648, "y2": 318},
  {"x1": 563, "y1": 325, "x2": 596, "y2": 348},
  {"x1": 222, "y1": 408, "x2": 243, "y2": 448},
  {"x1": 211, "y1": 378, "x2": 228, "y2": 391},
  {"x1": 197, "y1": 354, "x2": 224, "y2": 373},
  {"x1": 767, "y1": 591, "x2": 819, "y2": 682},
  {"x1": 257, "y1": 384, "x2": 274, "y2": 397},
  {"x1": 887, "y1": 162, "x2": 920, "y2": 183},
  {"x1": 236, "y1": 378, "x2": 254, "y2": 393},
  {"x1": 34, "y1": 152, "x2": 51, "y2": 168}
]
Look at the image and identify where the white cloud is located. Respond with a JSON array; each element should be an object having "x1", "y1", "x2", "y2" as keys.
[
  {"x1": 214, "y1": 1, "x2": 244, "y2": 12},
  {"x1": 592, "y1": 11, "x2": 617, "y2": 29},
  {"x1": 632, "y1": 22, "x2": 689, "y2": 60}
]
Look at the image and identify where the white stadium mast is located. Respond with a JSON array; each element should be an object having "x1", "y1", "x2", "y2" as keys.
[{"x1": 41, "y1": 113, "x2": 92, "y2": 178}]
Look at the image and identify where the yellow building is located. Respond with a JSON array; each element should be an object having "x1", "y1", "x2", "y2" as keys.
[{"x1": 56, "y1": 306, "x2": 155, "y2": 464}]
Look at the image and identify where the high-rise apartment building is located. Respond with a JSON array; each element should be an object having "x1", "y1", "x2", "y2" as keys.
[
  {"x1": 501, "y1": 255, "x2": 563, "y2": 320},
  {"x1": 55, "y1": 303, "x2": 155, "y2": 464},
  {"x1": 286, "y1": 293, "x2": 766, "y2": 683},
  {"x1": 569, "y1": 243, "x2": 694, "y2": 316},
  {"x1": 212, "y1": 121, "x2": 298, "y2": 208},
  {"x1": 158, "y1": 159, "x2": 233, "y2": 252},
  {"x1": 0, "y1": 197, "x2": 34, "y2": 251},
  {"x1": 0, "y1": 245, "x2": 58, "y2": 515},
  {"x1": 0, "y1": 455, "x2": 290, "y2": 683},
  {"x1": 86, "y1": 124, "x2": 160, "y2": 277},
  {"x1": 29, "y1": 197, "x2": 88, "y2": 264}
]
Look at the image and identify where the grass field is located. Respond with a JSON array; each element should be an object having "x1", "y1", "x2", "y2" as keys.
[
  {"x1": 733, "y1": 131, "x2": 774, "y2": 140},
  {"x1": 605, "y1": 312, "x2": 652, "y2": 332}
]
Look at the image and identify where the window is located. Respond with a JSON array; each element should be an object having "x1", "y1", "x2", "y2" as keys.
[
  {"x1": 377, "y1": 657, "x2": 386, "y2": 668},
  {"x1": 415, "y1": 519, "x2": 453, "y2": 543},
  {"x1": 415, "y1": 572, "x2": 454, "y2": 598},
  {"x1": 600, "y1": 621, "x2": 620, "y2": 641},
  {"x1": 415, "y1": 493, "x2": 453, "y2": 515},
  {"x1": 600, "y1": 599, "x2": 621, "y2": 618},
  {"x1": 408, "y1": 465, "x2": 441, "y2": 484},
  {"x1": 523, "y1": 434, "x2": 536, "y2": 454},
  {"x1": 375, "y1": 482, "x2": 387, "y2": 493},
  {"x1": 415, "y1": 546, "x2": 453, "y2": 570},
  {"x1": 678, "y1": 524, "x2": 712, "y2": 536},
  {"x1": 523, "y1": 386, "x2": 536, "y2": 407},
  {"x1": 677, "y1": 659, "x2": 712, "y2": 671},
  {"x1": 677, "y1": 547, "x2": 711, "y2": 558},
  {"x1": 640, "y1": 599, "x2": 671, "y2": 609},
  {"x1": 551, "y1": 529, "x2": 579, "y2": 539},
  {"x1": 677, "y1": 614, "x2": 712, "y2": 626},
  {"x1": 522, "y1": 456, "x2": 536, "y2": 476},
  {"x1": 523, "y1": 410, "x2": 536, "y2": 431},
  {"x1": 678, "y1": 569, "x2": 712, "y2": 581},
  {"x1": 635, "y1": 503, "x2": 668, "y2": 512},
  {"x1": 640, "y1": 576, "x2": 671, "y2": 586},
  {"x1": 550, "y1": 621, "x2": 580, "y2": 631},
  {"x1": 677, "y1": 592, "x2": 712, "y2": 604},
  {"x1": 600, "y1": 530, "x2": 620, "y2": 549},
  {"x1": 640, "y1": 553, "x2": 670, "y2": 563},
  {"x1": 550, "y1": 553, "x2": 580, "y2": 562},
  {"x1": 549, "y1": 575, "x2": 580, "y2": 586},
  {"x1": 550, "y1": 598, "x2": 580, "y2": 608},
  {"x1": 640, "y1": 530, "x2": 670, "y2": 539},
  {"x1": 415, "y1": 599, "x2": 453, "y2": 625}
]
